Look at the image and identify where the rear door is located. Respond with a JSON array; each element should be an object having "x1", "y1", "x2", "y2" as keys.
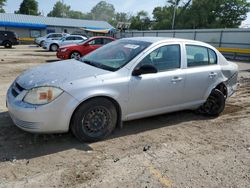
[{"x1": 183, "y1": 44, "x2": 221, "y2": 103}]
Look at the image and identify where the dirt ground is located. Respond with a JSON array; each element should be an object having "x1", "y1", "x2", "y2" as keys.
[{"x1": 0, "y1": 45, "x2": 249, "y2": 188}]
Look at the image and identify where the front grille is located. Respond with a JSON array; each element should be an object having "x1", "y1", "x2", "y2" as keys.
[
  {"x1": 11, "y1": 82, "x2": 25, "y2": 97},
  {"x1": 16, "y1": 82, "x2": 24, "y2": 92},
  {"x1": 11, "y1": 88, "x2": 18, "y2": 97}
]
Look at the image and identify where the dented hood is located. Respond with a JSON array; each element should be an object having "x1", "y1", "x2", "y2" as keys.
[{"x1": 16, "y1": 59, "x2": 109, "y2": 90}]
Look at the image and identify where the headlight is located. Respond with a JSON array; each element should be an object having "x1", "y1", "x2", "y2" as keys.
[
  {"x1": 23, "y1": 87, "x2": 63, "y2": 105},
  {"x1": 60, "y1": 48, "x2": 67, "y2": 52}
]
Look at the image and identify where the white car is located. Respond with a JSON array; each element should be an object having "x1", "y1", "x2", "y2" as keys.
[
  {"x1": 7, "y1": 37, "x2": 238, "y2": 142},
  {"x1": 43, "y1": 35, "x2": 88, "y2": 52},
  {"x1": 35, "y1": 33, "x2": 67, "y2": 47}
]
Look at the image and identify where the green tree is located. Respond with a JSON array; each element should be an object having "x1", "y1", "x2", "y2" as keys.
[
  {"x1": 130, "y1": 11, "x2": 151, "y2": 30},
  {"x1": 47, "y1": 1, "x2": 70, "y2": 17},
  {"x1": 152, "y1": 6, "x2": 173, "y2": 29},
  {"x1": 109, "y1": 12, "x2": 131, "y2": 27},
  {"x1": 0, "y1": 0, "x2": 6, "y2": 13},
  {"x1": 152, "y1": 0, "x2": 250, "y2": 29},
  {"x1": 47, "y1": 1, "x2": 88, "y2": 19},
  {"x1": 90, "y1": 1, "x2": 115, "y2": 21},
  {"x1": 15, "y1": 0, "x2": 40, "y2": 15}
]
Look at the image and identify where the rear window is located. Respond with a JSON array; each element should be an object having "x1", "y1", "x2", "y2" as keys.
[{"x1": 186, "y1": 45, "x2": 217, "y2": 67}]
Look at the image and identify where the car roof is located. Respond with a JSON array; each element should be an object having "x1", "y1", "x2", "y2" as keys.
[
  {"x1": 66, "y1": 35, "x2": 85, "y2": 37},
  {"x1": 121, "y1": 37, "x2": 208, "y2": 46},
  {"x1": 88, "y1": 36, "x2": 115, "y2": 40}
]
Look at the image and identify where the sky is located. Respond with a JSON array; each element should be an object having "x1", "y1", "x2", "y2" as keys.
[{"x1": 3, "y1": 0, "x2": 250, "y2": 26}]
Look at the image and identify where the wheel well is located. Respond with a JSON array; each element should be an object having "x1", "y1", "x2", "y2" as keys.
[
  {"x1": 50, "y1": 43, "x2": 58, "y2": 48},
  {"x1": 69, "y1": 96, "x2": 122, "y2": 130},
  {"x1": 215, "y1": 82, "x2": 227, "y2": 98}
]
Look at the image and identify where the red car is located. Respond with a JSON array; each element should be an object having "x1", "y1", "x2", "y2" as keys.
[{"x1": 56, "y1": 36, "x2": 116, "y2": 60}]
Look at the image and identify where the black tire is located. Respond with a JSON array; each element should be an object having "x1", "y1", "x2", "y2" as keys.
[
  {"x1": 70, "y1": 51, "x2": 81, "y2": 60},
  {"x1": 50, "y1": 44, "x2": 59, "y2": 52},
  {"x1": 198, "y1": 89, "x2": 225, "y2": 116},
  {"x1": 4, "y1": 41, "x2": 12, "y2": 48},
  {"x1": 71, "y1": 98, "x2": 117, "y2": 142}
]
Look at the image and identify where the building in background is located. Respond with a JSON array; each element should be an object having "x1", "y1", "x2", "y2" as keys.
[{"x1": 0, "y1": 13, "x2": 115, "y2": 39}]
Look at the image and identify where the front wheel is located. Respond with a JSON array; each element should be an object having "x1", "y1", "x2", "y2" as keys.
[
  {"x1": 4, "y1": 41, "x2": 12, "y2": 48},
  {"x1": 50, "y1": 44, "x2": 59, "y2": 52},
  {"x1": 70, "y1": 51, "x2": 81, "y2": 60},
  {"x1": 71, "y1": 98, "x2": 117, "y2": 142},
  {"x1": 197, "y1": 89, "x2": 225, "y2": 116}
]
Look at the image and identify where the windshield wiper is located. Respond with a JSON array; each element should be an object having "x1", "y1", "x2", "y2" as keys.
[{"x1": 82, "y1": 60, "x2": 115, "y2": 71}]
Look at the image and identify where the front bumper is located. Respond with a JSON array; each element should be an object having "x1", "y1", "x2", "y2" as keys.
[
  {"x1": 56, "y1": 51, "x2": 70, "y2": 59},
  {"x1": 7, "y1": 84, "x2": 79, "y2": 133}
]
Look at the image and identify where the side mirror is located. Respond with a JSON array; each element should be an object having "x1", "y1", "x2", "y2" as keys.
[
  {"x1": 83, "y1": 43, "x2": 89, "y2": 46},
  {"x1": 132, "y1": 64, "x2": 158, "y2": 76}
]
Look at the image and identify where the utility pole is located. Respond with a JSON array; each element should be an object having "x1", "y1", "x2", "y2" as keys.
[{"x1": 171, "y1": 0, "x2": 177, "y2": 30}]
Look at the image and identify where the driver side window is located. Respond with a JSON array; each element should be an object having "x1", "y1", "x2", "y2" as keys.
[
  {"x1": 88, "y1": 38, "x2": 103, "y2": 45},
  {"x1": 138, "y1": 44, "x2": 181, "y2": 72}
]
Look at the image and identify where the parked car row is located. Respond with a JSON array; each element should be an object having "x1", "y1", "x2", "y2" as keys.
[
  {"x1": 35, "y1": 33, "x2": 68, "y2": 47},
  {"x1": 35, "y1": 33, "x2": 116, "y2": 60},
  {"x1": 43, "y1": 35, "x2": 88, "y2": 52}
]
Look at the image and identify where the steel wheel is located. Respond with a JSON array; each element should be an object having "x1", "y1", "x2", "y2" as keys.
[
  {"x1": 82, "y1": 106, "x2": 110, "y2": 138},
  {"x1": 70, "y1": 52, "x2": 81, "y2": 60},
  {"x1": 198, "y1": 89, "x2": 225, "y2": 116},
  {"x1": 71, "y1": 98, "x2": 117, "y2": 142}
]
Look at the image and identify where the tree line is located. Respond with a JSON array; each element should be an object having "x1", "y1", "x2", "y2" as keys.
[{"x1": 1, "y1": 0, "x2": 250, "y2": 29}]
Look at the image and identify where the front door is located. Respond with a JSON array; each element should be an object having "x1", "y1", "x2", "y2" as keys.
[{"x1": 127, "y1": 44, "x2": 185, "y2": 120}]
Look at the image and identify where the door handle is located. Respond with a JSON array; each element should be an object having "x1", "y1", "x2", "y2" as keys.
[
  {"x1": 209, "y1": 72, "x2": 217, "y2": 78},
  {"x1": 171, "y1": 77, "x2": 183, "y2": 83}
]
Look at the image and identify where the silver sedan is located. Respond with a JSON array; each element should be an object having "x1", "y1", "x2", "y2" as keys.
[{"x1": 7, "y1": 37, "x2": 238, "y2": 142}]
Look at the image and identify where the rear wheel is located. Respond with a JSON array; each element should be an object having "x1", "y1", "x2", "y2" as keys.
[
  {"x1": 70, "y1": 51, "x2": 81, "y2": 60},
  {"x1": 71, "y1": 98, "x2": 117, "y2": 142},
  {"x1": 50, "y1": 44, "x2": 59, "y2": 52},
  {"x1": 4, "y1": 41, "x2": 12, "y2": 48},
  {"x1": 198, "y1": 89, "x2": 225, "y2": 116}
]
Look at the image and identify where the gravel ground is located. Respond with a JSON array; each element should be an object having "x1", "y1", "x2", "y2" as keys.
[{"x1": 0, "y1": 45, "x2": 249, "y2": 188}]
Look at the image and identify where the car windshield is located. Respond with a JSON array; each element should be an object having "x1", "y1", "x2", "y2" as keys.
[
  {"x1": 77, "y1": 39, "x2": 87, "y2": 44},
  {"x1": 80, "y1": 39, "x2": 152, "y2": 71}
]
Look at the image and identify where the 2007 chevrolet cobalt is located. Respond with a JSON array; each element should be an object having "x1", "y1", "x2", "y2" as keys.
[{"x1": 7, "y1": 37, "x2": 238, "y2": 142}]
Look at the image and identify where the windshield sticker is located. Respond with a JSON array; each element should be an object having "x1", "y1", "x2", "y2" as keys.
[{"x1": 124, "y1": 44, "x2": 140, "y2": 49}]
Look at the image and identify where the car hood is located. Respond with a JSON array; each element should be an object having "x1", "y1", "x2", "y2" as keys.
[
  {"x1": 60, "y1": 44, "x2": 79, "y2": 49},
  {"x1": 16, "y1": 59, "x2": 109, "y2": 90}
]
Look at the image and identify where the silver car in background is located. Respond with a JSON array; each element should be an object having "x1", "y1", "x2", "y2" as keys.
[
  {"x1": 35, "y1": 33, "x2": 68, "y2": 47},
  {"x1": 43, "y1": 35, "x2": 88, "y2": 51},
  {"x1": 7, "y1": 37, "x2": 238, "y2": 142}
]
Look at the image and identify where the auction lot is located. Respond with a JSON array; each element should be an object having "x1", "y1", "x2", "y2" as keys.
[{"x1": 0, "y1": 45, "x2": 250, "y2": 188}]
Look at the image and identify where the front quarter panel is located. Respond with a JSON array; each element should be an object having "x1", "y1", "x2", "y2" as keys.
[{"x1": 63, "y1": 69, "x2": 130, "y2": 120}]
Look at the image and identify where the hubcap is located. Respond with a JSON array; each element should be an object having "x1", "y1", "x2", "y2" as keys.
[
  {"x1": 71, "y1": 52, "x2": 80, "y2": 59},
  {"x1": 82, "y1": 107, "x2": 110, "y2": 137},
  {"x1": 51, "y1": 45, "x2": 58, "y2": 51}
]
